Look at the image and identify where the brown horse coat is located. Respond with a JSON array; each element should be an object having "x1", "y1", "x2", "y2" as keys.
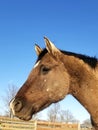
[{"x1": 10, "y1": 37, "x2": 98, "y2": 130}]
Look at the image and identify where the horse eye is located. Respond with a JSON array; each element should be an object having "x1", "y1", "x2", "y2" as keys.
[{"x1": 40, "y1": 65, "x2": 50, "y2": 75}]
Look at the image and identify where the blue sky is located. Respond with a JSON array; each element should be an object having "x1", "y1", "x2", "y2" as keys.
[{"x1": 0, "y1": 0, "x2": 98, "y2": 122}]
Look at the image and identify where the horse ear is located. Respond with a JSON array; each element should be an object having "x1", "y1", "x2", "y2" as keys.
[
  {"x1": 44, "y1": 37, "x2": 61, "y2": 58},
  {"x1": 35, "y1": 44, "x2": 43, "y2": 56}
]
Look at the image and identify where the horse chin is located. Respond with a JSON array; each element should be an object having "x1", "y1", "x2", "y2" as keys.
[
  {"x1": 14, "y1": 108, "x2": 33, "y2": 121},
  {"x1": 18, "y1": 114, "x2": 32, "y2": 121}
]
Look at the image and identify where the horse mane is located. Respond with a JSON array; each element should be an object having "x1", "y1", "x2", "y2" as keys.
[
  {"x1": 61, "y1": 50, "x2": 98, "y2": 69},
  {"x1": 37, "y1": 48, "x2": 98, "y2": 69}
]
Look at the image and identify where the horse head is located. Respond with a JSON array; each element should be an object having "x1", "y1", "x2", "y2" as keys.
[{"x1": 10, "y1": 37, "x2": 70, "y2": 120}]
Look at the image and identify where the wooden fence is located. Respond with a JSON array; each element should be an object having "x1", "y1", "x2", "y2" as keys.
[
  {"x1": 37, "y1": 121, "x2": 79, "y2": 128},
  {"x1": 0, "y1": 116, "x2": 80, "y2": 130},
  {"x1": 0, "y1": 116, "x2": 37, "y2": 130}
]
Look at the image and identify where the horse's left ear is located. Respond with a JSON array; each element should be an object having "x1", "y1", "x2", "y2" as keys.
[
  {"x1": 35, "y1": 44, "x2": 43, "y2": 56},
  {"x1": 44, "y1": 37, "x2": 61, "y2": 59}
]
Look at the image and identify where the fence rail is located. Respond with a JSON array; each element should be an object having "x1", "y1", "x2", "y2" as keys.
[
  {"x1": 0, "y1": 117, "x2": 37, "y2": 130},
  {"x1": 37, "y1": 121, "x2": 79, "y2": 128},
  {"x1": 0, "y1": 116, "x2": 80, "y2": 130}
]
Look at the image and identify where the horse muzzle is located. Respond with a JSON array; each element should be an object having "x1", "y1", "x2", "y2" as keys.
[{"x1": 10, "y1": 98, "x2": 33, "y2": 121}]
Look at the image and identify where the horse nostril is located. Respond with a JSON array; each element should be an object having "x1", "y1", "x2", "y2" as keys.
[{"x1": 14, "y1": 100, "x2": 23, "y2": 112}]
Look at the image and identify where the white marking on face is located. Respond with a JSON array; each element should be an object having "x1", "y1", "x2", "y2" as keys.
[
  {"x1": 10, "y1": 98, "x2": 15, "y2": 115},
  {"x1": 44, "y1": 79, "x2": 47, "y2": 82},
  {"x1": 46, "y1": 88, "x2": 49, "y2": 92},
  {"x1": 33, "y1": 60, "x2": 40, "y2": 68}
]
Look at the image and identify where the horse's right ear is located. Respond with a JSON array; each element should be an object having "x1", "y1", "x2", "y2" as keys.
[
  {"x1": 35, "y1": 44, "x2": 43, "y2": 56},
  {"x1": 44, "y1": 37, "x2": 61, "y2": 60}
]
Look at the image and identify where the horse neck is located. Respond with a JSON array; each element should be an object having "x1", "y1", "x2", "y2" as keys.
[{"x1": 62, "y1": 54, "x2": 98, "y2": 122}]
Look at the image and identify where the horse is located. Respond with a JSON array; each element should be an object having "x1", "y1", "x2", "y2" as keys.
[{"x1": 10, "y1": 37, "x2": 98, "y2": 130}]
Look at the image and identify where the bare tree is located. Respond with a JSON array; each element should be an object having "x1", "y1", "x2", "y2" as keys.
[
  {"x1": 83, "y1": 119, "x2": 92, "y2": 128},
  {"x1": 3, "y1": 84, "x2": 18, "y2": 117},
  {"x1": 59, "y1": 109, "x2": 77, "y2": 123},
  {"x1": 47, "y1": 103, "x2": 60, "y2": 122},
  {"x1": 47, "y1": 103, "x2": 78, "y2": 123}
]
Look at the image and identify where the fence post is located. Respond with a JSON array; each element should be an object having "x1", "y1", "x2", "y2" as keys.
[
  {"x1": 34, "y1": 120, "x2": 37, "y2": 130},
  {"x1": 78, "y1": 123, "x2": 80, "y2": 130}
]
